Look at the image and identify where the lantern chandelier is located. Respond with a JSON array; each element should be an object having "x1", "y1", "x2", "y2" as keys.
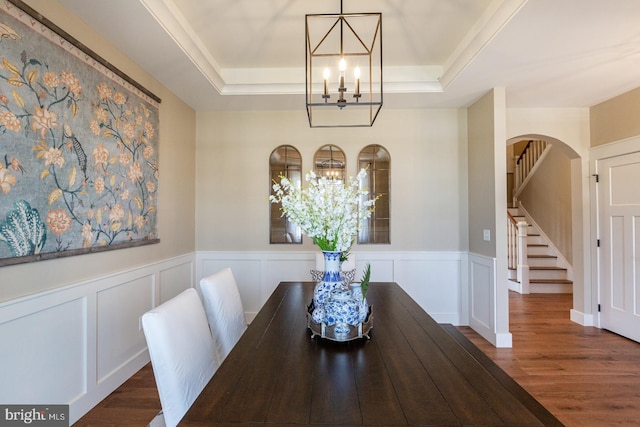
[{"x1": 305, "y1": 0, "x2": 382, "y2": 127}]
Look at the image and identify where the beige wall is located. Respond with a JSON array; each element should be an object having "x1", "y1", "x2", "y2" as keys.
[
  {"x1": 467, "y1": 88, "x2": 510, "y2": 347},
  {"x1": 519, "y1": 146, "x2": 573, "y2": 261},
  {"x1": 0, "y1": 0, "x2": 197, "y2": 302},
  {"x1": 507, "y1": 108, "x2": 590, "y2": 157},
  {"x1": 468, "y1": 91, "x2": 498, "y2": 257},
  {"x1": 195, "y1": 108, "x2": 469, "y2": 252},
  {"x1": 591, "y1": 87, "x2": 640, "y2": 147}
]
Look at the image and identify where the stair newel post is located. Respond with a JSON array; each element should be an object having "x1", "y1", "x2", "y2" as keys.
[{"x1": 516, "y1": 221, "x2": 530, "y2": 294}]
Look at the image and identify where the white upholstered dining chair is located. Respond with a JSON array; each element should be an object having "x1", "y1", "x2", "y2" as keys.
[
  {"x1": 199, "y1": 268, "x2": 248, "y2": 362},
  {"x1": 141, "y1": 288, "x2": 220, "y2": 427}
]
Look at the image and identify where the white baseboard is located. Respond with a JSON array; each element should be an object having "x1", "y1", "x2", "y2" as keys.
[
  {"x1": 570, "y1": 308, "x2": 594, "y2": 326},
  {"x1": 508, "y1": 279, "x2": 523, "y2": 293}
]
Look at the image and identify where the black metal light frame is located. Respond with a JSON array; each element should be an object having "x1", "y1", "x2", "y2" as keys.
[{"x1": 305, "y1": 1, "x2": 382, "y2": 128}]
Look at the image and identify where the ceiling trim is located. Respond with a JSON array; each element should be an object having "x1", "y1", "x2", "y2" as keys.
[
  {"x1": 440, "y1": 0, "x2": 528, "y2": 89},
  {"x1": 219, "y1": 65, "x2": 444, "y2": 95},
  {"x1": 139, "y1": 0, "x2": 226, "y2": 92},
  {"x1": 139, "y1": 0, "x2": 527, "y2": 98}
]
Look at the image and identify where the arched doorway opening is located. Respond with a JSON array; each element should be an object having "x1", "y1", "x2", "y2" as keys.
[{"x1": 505, "y1": 134, "x2": 585, "y2": 324}]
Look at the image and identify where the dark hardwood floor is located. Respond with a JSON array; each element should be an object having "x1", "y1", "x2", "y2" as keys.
[
  {"x1": 74, "y1": 363, "x2": 161, "y2": 426},
  {"x1": 74, "y1": 291, "x2": 640, "y2": 426}
]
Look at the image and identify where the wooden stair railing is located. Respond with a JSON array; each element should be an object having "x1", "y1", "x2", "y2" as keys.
[
  {"x1": 513, "y1": 140, "x2": 548, "y2": 206},
  {"x1": 507, "y1": 211, "x2": 530, "y2": 293}
]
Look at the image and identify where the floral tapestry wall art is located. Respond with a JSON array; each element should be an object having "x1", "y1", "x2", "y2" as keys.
[{"x1": 0, "y1": 0, "x2": 160, "y2": 267}]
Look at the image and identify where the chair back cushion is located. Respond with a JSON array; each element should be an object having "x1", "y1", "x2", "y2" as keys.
[
  {"x1": 199, "y1": 268, "x2": 247, "y2": 361},
  {"x1": 142, "y1": 288, "x2": 218, "y2": 427}
]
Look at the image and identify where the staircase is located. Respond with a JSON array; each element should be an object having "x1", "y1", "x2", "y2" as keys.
[
  {"x1": 507, "y1": 139, "x2": 572, "y2": 294},
  {"x1": 507, "y1": 207, "x2": 573, "y2": 293}
]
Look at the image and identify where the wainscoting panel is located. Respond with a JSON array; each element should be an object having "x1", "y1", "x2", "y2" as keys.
[
  {"x1": 199, "y1": 256, "x2": 265, "y2": 321},
  {"x1": 0, "y1": 296, "x2": 86, "y2": 404},
  {"x1": 159, "y1": 260, "x2": 193, "y2": 304},
  {"x1": 1, "y1": 251, "x2": 473, "y2": 424},
  {"x1": 96, "y1": 275, "x2": 153, "y2": 383},
  {"x1": 196, "y1": 251, "x2": 468, "y2": 325},
  {"x1": 264, "y1": 253, "x2": 318, "y2": 308},
  {"x1": 0, "y1": 253, "x2": 195, "y2": 424},
  {"x1": 356, "y1": 257, "x2": 395, "y2": 282},
  {"x1": 468, "y1": 253, "x2": 497, "y2": 344},
  {"x1": 395, "y1": 255, "x2": 464, "y2": 325}
]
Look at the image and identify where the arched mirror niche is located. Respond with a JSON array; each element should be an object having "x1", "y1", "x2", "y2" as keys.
[
  {"x1": 314, "y1": 144, "x2": 346, "y2": 180},
  {"x1": 358, "y1": 144, "x2": 390, "y2": 244},
  {"x1": 269, "y1": 145, "x2": 302, "y2": 244}
]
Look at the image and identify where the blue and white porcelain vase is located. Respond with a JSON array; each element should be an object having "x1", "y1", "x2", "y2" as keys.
[
  {"x1": 313, "y1": 250, "x2": 344, "y2": 308},
  {"x1": 350, "y1": 282, "x2": 369, "y2": 323},
  {"x1": 324, "y1": 288, "x2": 360, "y2": 334}
]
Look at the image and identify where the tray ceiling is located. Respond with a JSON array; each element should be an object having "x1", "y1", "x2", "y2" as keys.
[{"x1": 58, "y1": 0, "x2": 640, "y2": 111}]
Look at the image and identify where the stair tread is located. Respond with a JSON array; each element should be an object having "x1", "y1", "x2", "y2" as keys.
[
  {"x1": 528, "y1": 254, "x2": 557, "y2": 259},
  {"x1": 530, "y1": 279, "x2": 573, "y2": 284},
  {"x1": 528, "y1": 244, "x2": 548, "y2": 247},
  {"x1": 510, "y1": 278, "x2": 573, "y2": 284}
]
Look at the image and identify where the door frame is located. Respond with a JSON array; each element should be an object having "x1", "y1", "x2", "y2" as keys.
[{"x1": 590, "y1": 135, "x2": 640, "y2": 329}]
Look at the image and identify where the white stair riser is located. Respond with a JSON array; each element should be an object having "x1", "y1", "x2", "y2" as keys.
[
  {"x1": 526, "y1": 235, "x2": 546, "y2": 245},
  {"x1": 530, "y1": 283, "x2": 573, "y2": 293},
  {"x1": 527, "y1": 245, "x2": 552, "y2": 256},
  {"x1": 527, "y1": 257, "x2": 560, "y2": 267},
  {"x1": 530, "y1": 269, "x2": 567, "y2": 280}
]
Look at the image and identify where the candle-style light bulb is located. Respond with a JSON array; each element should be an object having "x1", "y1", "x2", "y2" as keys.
[
  {"x1": 354, "y1": 66, "x2": 361, "y2": 95},
  {"x1": 323, "y1": 67, "x2": 330, "y2": 96},
  {"x1": 338, "y1": 58, "x2": 346, "y2": 90}
]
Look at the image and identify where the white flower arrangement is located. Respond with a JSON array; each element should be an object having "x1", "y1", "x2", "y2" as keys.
[{"x1": 269, "y1": 168, "x2": 377, "y2": 253}]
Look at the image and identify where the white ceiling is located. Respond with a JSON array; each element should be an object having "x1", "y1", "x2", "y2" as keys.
[{"x1": 58, "y1": 0, "x2": 640, "y2": 112}]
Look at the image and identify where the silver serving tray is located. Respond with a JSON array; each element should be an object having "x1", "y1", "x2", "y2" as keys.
[{"x1": 306, "y1": 303, "x2": 373, "y2": 342}]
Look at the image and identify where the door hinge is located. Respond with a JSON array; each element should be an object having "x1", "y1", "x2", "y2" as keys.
[
  {"x1": 593, "y1": 173, "x2": 599, "y2": 182},
  {"x1": 597, "y1": 239, "x2": 600, "y2": 247},
  {"x1": 598, "y1": 304, "x2": 601, "y2": 312}
]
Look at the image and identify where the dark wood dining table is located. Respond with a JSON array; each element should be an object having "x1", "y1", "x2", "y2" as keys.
[{"x1": 180, "y1": 282, "x2": 563, "y2": 426}]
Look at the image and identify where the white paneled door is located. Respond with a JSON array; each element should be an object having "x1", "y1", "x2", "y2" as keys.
[{"x1": 598, "y1": 152, "x2": 640, "y2": 343}]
